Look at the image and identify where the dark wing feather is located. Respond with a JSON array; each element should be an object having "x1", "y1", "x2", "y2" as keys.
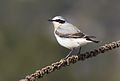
[
  {"x1": 55, "y1": 30, "x2": 96, "y2": 38},
  {"x1": 55, "y1": 30, "x2": 100, "y2": 43},
  {"x1": 55, "y1": 30, "x2": 85, "y2": 38}
]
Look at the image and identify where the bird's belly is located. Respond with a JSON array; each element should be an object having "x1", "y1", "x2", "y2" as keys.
[{"x1": 55, "y1": 35, "x2": 91, "y2": 49}]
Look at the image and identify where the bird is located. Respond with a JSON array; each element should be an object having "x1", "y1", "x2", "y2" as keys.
[{"x1": 48, "y1": 16, "x2": 100, "y2": 59}]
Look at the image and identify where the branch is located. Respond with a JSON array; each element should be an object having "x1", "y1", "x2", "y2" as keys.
[{"x1": 20, "y1": 40, "x2": 120, "y2": 81}]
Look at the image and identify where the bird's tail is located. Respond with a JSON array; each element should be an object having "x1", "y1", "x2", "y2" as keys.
[
  {"x1": 85, "y1": 35, "x2": 100, "y2": 43},
  {"x1": 87, "y1": 38, "x2": 100, "y2": 43}
]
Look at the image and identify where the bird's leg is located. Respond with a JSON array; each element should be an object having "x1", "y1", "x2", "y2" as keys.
[
  {"x1": 64, "y1": 48, "x2": 74, "y2": 59},
  {"x1": 78, "y1": 47, "x2": 81, "y2": 54}
]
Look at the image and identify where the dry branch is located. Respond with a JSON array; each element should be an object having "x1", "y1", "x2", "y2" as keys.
[{"x1": 20, "y1": 40, "x2": 120, "y2": 81}]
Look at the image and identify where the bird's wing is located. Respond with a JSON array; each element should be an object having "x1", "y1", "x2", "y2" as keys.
[
  {"x1": 55, "y1": 30, "x2": 99, "y2": 43},
  {"x1": 55, "y1": 30, "x2": 95, "y2": 38}
]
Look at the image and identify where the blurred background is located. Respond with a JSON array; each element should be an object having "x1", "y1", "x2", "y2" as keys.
[{"x1": 0, "y1": 0, "x2": 120, "y2": 81}]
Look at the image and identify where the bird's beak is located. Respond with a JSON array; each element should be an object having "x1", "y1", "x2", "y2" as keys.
[{"x1": 48, "y1": 19, "x2": 53, "y2": 22}]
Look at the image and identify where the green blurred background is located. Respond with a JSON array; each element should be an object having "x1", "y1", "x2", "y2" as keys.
[{"x1": 0, "y1": 0, "x2": 120, "y2": 81}]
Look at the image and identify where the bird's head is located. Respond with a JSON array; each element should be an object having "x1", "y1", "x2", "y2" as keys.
[{"x1": 48, "y1": 16, "x2": 67, "y2": 28}]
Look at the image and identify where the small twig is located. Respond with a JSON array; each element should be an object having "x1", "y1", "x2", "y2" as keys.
[{"x1": 20, "y1": 40, "x2": 120, "y2": 81}]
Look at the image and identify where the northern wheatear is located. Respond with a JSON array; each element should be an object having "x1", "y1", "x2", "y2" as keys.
[{"x1": 48, "y1": 16, "x2": 100, "y2": 58}]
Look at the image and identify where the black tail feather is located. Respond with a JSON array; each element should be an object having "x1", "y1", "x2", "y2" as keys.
[
  {"x1": 85, "y1": 35, "x2": 100, "y2": 43},
  {"x1": 86, "y1": 38, "x2": 100, "y2": 43}
]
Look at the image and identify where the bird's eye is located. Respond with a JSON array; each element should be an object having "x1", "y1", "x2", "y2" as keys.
[{"x1": 55, "y1": 19, "x2": 65, "y2": 24}]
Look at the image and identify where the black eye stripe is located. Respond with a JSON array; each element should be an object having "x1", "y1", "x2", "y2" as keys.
[
  {"x1": 55, "y1": 19, "x2": 65, "y2": 23},
  {"x1": 55, "y1": 19, "x2": 64, "y2": 22}
]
